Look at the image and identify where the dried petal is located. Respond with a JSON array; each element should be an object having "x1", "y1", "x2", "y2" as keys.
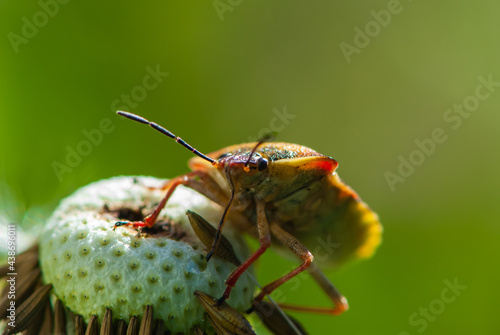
[
  {"x1": 253, "y1": 301, "x2": 308, "y2": 335},
  {"x1": 194, "y1": 290, "x2": 255, "y2": 335},
  {"x1": 152, "y1": 319, "x2": 165, "y2": 335},
  {"x1": 85, "y1": 315, "x2": 99, "y2": 335},
  {"x1": 193, "y1": 325, "x2": 207, "y2": 335},
  {"x1": 2, "y1": 284, "x2": 52, "y2": 335},
  {"x1": 126, "y1": 315, "x2": 138, "y2": 335},
  {"x1": 139, "y1": 305, "x2": 153, "y2": 335},
  {"x1": 115, "y1": 319, "x2": 127, "y2": 335},
  {"x1": 75, "y1": 314, "x2": 86, "y2": 335},
  {"x1": 22, "y1": 298, "x2": 44, "y2": 335},
  {"x1": 187, "y1": 210, "x2": 241, "y2": 266},
  {"x1": 38, "y1": 301, "x2": 53, "y2": 335},
  {"x1": 100, "y1": 308, "x2": 113, "y2": 335},
  {"x1": 0, "y1": 268, "x2": 41, "y2": 319},
  {"x1": 54, "y1": 299, "x2": 66, "y2": 335}
]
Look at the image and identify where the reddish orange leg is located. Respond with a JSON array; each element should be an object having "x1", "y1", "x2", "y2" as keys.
[
  {"x1": 276, "y1": 262, "x2": 348, "y2": 316},
  {"x1": 185, "y1": 164, "x2": 231, "y2": 208},
  {"x1": 251, "y1": 225, "x2": 348, "y2": 316},
  {"x1": 251, "y1": 223, "x2": 313, "y2": 308},
  {"x1": 113, "y1": 171, "x2": 201, "y2": 230},
  {"x1": 143, "y1": 170, "x2": 229, "y2": 208},
  {"x1": 218, "y1": 199, "x2": 271, "y2": 305}
]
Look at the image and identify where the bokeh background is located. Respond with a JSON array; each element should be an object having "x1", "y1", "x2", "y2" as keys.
[{"x1": 1, "y1": 1, "x2": 499, "y2": 334}]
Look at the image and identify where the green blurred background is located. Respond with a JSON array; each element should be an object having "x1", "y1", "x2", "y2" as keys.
[{"x1": 1, "y1": 1, "x2": 499, "y2": 334}]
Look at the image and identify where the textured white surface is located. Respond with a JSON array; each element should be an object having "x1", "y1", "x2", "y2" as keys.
[{"x1": 39, "y1": 176, "x2": 254, "y2": 334}]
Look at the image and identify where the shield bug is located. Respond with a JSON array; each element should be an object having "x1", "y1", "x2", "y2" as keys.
[{"x1": 114, "y1": 111, "x2": 382, "y2": 315}]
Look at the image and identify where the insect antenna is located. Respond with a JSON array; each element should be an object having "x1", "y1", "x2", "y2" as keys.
[
  {"x1": 244, "y1": 132, "x2": 276, "y2": 167},
  {"x1": 117, "y1": 111, "x2": 216, "y2": 165},
  {"x1": 206, "y1": 165, "x2": 237, "y2": 262}
]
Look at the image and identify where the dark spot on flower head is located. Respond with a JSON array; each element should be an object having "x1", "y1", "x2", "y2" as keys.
[{"x1": 104, "y1": 205, "x2": 145, "y2": 222}]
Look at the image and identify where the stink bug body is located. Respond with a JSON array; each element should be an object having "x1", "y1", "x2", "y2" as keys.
[{"x1": 115, "y1": 111, "x2": 382, "y2": 316}]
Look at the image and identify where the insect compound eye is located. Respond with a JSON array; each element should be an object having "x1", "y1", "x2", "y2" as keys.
[{"x1": 257, "y1": 157, "x2": 269, "y2": 171}]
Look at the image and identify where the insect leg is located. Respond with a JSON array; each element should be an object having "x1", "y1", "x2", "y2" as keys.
[
  {"x1": 252, "y1": 226, "x2": 349, "y2": 315},
  {"x1": 252, "y1": 224, "x2": 314, "y2": 304},
  {"x1": 184, "y1": 173, "x2": 254, "y2": 232},
  {"x1": 113, "y1": 171, "x2": 200, "y2": 229},
  {"x1": 140, "y1": 169, "x2": 231, "y2": 209},
  {"x1": 218, "y1": 199, "x2": 271, "y2": 304},
  {"x1": 277, "y1": 263, "x2": 348, "y2": 316},
  {"x1": 183, "y1": 173, "x2": 230, "y2": 207}
]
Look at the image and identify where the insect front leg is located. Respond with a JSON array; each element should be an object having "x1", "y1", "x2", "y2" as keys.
[
  {"x1": 182, "y1": 171, "x2": 230, "y2": 208},
  {"x1": 218, "y1": 199, "x2": 271, "y2": 304},
  {"x1": 139, "y1": 170, "x2": 227, "y2": 204},
  {"x1": 114, "y1": 171, "x2": 203, "y2": 229}
]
